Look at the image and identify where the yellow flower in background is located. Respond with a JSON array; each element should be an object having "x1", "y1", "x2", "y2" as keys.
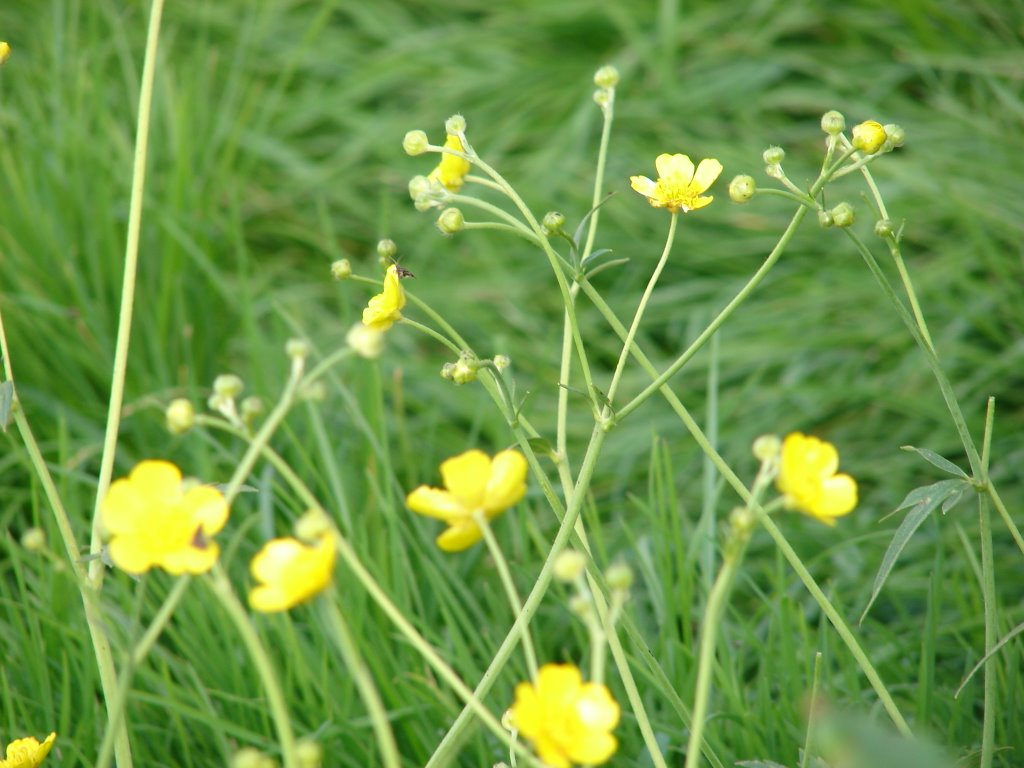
[
  {"x1": 101, "y1": 460, "x2": 228, "y2": 575},
  {"x1": 630, "y1": 153, "x2": 723, "y2": 213},
  {"x1": 406, "y1": 449, "x2": 527, "y2": 552},
  {"x1": 248, "y1": 532, "x2": 337, "y2": 613},
  {"x1": 361, "y1": 264, "x2": 406, "y2": 331},
  {"x1": 0, "y1": 42, "x2": 11, "y2": 66},
  {"x1": 428, "y1": 133, "x2": 471, "y2": 191},
  {"x1": 776, "y1": 432, "x2": 857, "y2": 525},
  {"x1": 1, "y1": 731, "x2": 56, "y2": 768},
  {"x1": 511, "y1": 664, "x2": 620, "y2": 768}
]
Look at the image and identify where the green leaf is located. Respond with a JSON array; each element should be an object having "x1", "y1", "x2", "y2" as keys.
[
  {"x1": 526, "y1": 437, "x2": 555, "y2": 459},
  {"x1": 861, "y1": 478, "x2": 971, "y2": 623},
  {"x1": 737, "y1": 761, "x2": 790, "y2": 768},
  {"x1": 0, "y1": 381, "x2": 13, "y2": 432},
  {"x1": 900, "y1": 444, "x2": 969, "y2": 478}
]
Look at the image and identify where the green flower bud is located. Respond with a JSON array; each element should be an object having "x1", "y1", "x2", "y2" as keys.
[
  {"x1": 593, "y1": 89, "x2": 611, "y2": 108},
  {"x1": 296, "y1": 739, "x2": 323, "y2": 768},
  {"x1": 444, "y1": 114, "x2": 467, "y2": 135},
  {"x1": 764, "y1": 163, "x2": 784, "y2": 180},
  {"x1": 493, "y1": 354, "x2": 511, "y2": 371},
  {"x1": 436, "y1": 207, "x2": 465, "y2": 235},
  {"x1": 500, "y1": 709, "x2": 516, "y2": 732},
  {"x1": 330, "y1": 259, "x2": 352, "y2": 280},
  {"x1": 568, "y1": 593, "x2": 594, "y2": 620},
  {"x1": 213, "y1": 374, "x2": 244, "y2": 399},
  {"x1": 883, "y1": 123, "x2": 905, "y2": 149},
  {"x1": 451, "y1": 357, "x2": 478, "y2": 385},
  {"x1": 729, "y1": 506, "x2": 757, "y2": 540},
  {"x1": 402, "y1": 130, "x2": 429, "y2": 156},
  {"x1": 830, "y1": 202, "x2": 855, "y2": 228},
  {"x1": 728, "y1": 174, "x2": 756, "y2": 203},
  {"x1": 851, "y1": 120, "x2": 886, "y2": 154},
  {"x1": 240, "y1": 396, "x2": 264, "y2": 424},
  {"x1": 376, "y1": 238, "x2": 398, "y2": 261},
  {"x1": 300, "y1": 381, "x2": 327, "y2": 402},
  {"x1": 820, "y1": 110, "x2": 845, "y2": 135},
  {"x1": 408, "y1": 175, "x2": 431, "y2": 201},
  {"x1": 541, "y1": 211, "x2": 566, "y2": 235},
  {"x1": 606, "y1": 562, "x2": 634, "y2": 591},
  {"x1": 414, "y1": 195, "x2": 437, "y2": 212},
  {"x1": 762, "y1": 146, "x2": 785, "y2": 165},
  {"x1": 21, "y1": 527, "x2": 46, "y2": 552},
  {"x1": 553, "y1": 550, "x2": 586, "y2": 582},
  {"x1": 286, "y1": 338, "x2": 310, "y2": 360},
  {"x1": 818, "y1": 210, "x2": 834, "y2": 228},
  {"x1": 346, "y1": 323, "x2": 385, "y2": 359},
  {"x1": 874, "y1": 218, "x2": 894, "y2": 238},
  {"x1": 295, "y1": 509, "x2": 332, "y2": 543},
  {"x1": 752, "y1": 434, "x2": 781, "y2": 461},
  {"x1": 593, "y1": 64, "x2": 620, "y2": 89},
  {"x1": 166, "y1": 398, "x2": 196, "y2": 435},
  {"x1": 231, "y1": 748, "x2": 268, "y2": 768}
]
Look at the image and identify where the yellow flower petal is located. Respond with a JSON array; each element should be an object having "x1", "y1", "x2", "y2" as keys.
[
  {"x1": 362, "y1": 265, "x2": 405, "y2": 331},
  {"x1": 631, "y1": 152, "x2": 723, "y2": 213},
  {"x1": 483, "y1": 449, "x2": 528, "y2": 516},
  {"x1": 692, "y1": 157, "x2": 724, "y2": 193},
  {"x1": 1, "y1": 731, "x2": 56, "y2": 767},
  {"x1": 777, "y1": 432, "x2": 858, "y2": 524},
  {"x1": 655, "y1": 153, "x2": 694, "y2": 183},
  {"x1": 428, "y1": 134, "x2": 471, "y2": 191},
  {"x1": 629, "y1": 175, "x2": 657, "y2": 198},
  {"x1": 435, "y1": 519, "x2": 484, "y2": 552},
  {"x1": 248, "y1": 533, "x2": 336, "y2": 613},
  {"x1": 405, "y1": 487, "x2": 465, "y2": 521},
  {"x1": 440, "y1": 449, "x2": 491, "y2": 508}
]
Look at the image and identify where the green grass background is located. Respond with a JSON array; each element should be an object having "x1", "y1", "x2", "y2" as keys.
[{"x1": 1, "y1": 0, "x2": 1022, "y2": 765}]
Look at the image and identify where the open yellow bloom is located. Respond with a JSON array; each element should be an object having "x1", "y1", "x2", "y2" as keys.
[
  {"x1": 630, "y1": 153, "x2": 723, "y2": 213},
  {"x1": 511, "y1": 664, "x2": 620, "y2": 768},
  {"x1": 1, "y1": 732, "x2": 56, "y2": 768},
  {"x1": 428, "y1": 133, "x2": 471, "y2": 191},
  {"x1": 406, "y1": 449, "x2": 527, "y2": 551},
  {"x1": 101, "y1": 461, "x2": 228, "y2": 574},
  {"x1": 248, "y1": 532, "x2": 337, "y2": 613},
  {"x1": 776, "y1": 432, "x2": 857, "y2": 525},
  {"x1": 361, "y1": 264, "x2": 406, "y2": 331}
]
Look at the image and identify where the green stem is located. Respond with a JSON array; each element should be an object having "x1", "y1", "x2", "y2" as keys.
[
  {"x1": 581, "y1": 85, "x2": 616, "y2": 263},
  {"x1": 321, "y1": 595, "x2": 401, "y2": 768},
  {"x1": 474, "y1": 511, "x2": 539, "y2": 680},
  {"x1": 208, "y1": 565, "x2": 299, "y2": 768},
  {"x1": 977, "y1": 495, "x2": 997, "y2": 768},
  {"x1": 801, "y1": 652, "x2": 824, "y2": 768}
]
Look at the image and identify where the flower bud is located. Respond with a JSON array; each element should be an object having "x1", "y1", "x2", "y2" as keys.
[
  {"x1": 606, "y1": 562, "x2": 634, "y2": 592},
  {"x1": 0, "y1": 42, "x2": 10, "y2": 65},
  {"x1": 493, "y1": 354, "x2": 511, "y2": 371},
  {"x1": 346, "y1": 323, "x2": 385, "y2": 359},
  {"x1": 330, "y1": 259, "x2": 352, "y2": 280},
  {"x1": 376, "y1": 238, "x2": 398, "y2": 261},
  {"x1": 402, "y1": 130, "x2": 429, "y2": 156},
  {"x1": 820, "y1": 110, "x2": 845, "y2": 135},
  {"x1": 440, "y1": 362, "x2": 456, "y2": 380},
  {"x1": 501, "y1": 709, "x2": 516, "y2": 732},
  {"x1": 296, "y1": 739, "x2": 323, "y2": 768},
  {"x1": 213, "y1": 374, "x2": 244, "y2": 399},
  {"x1": 851, "y1": 120, "x2": 886, "y2": 154},
  {"x1": 444, "y1": 114, "x2": 467, "y2": 135},
  {"x1": 295, "y1": 509, "x2": 332, "y2": 543},
  {"x1": 166, "y1": 398, "x2": 196, "y2": 435},
  {"x1": 728, "y1": 175, "x2": 756, "y2": 203},
  {"x1": 541, "y1": 211, "x2": 566, "y2": 235},
  {"x1": 231, "y1": 748, "x2": 268, "y2": 768},
  {"x1": 414, "y1": 195, "x2": 438, "y2": 212},
  {"x1": 752, "y1": 434, "x2": 781, "y2": 461},
  {"x1": 762, "y1": 146, "x2": 785, "y2": 165},
  {"x1": 568, "y1": 593, "x2": 594, "y2": 620},
  {"x1": 240, "y1": 396, "x2": 264, "y2": 423},
  {"x1": 593, "y1": 64, "x2": 620, "y2": 89},
  {"x1": 451, "y1": 357, "x2": 478, "y2": 385},
  {"x1": 817, "y1": 210, "x2": 834, "y2": 228},
  {"x1": 830, "y1": 202, "x2": 855, "y2": 228},
  {"x1": 286, "y1": 338, "x2": 311, "y2": 361},
  {"x1": 729, "y1": 506, "x2": 757, "y2": 539},
  {"x1": 300, "y1": 381, "x2": 327, "y2": 402},
  {"x1": 593, "y1": 89, "x2": 611, "y2": 108},
  {"x1": 874, "y1": 218, "x2": 894, "y2": 238},
  {"x1": 553, "y1": 550, "x2": 586, "y2": 582},
  {"x1": 764, "y1": 163, "x2": 784, "y2": 180},
  {"x1": 883, "y1": 123, "x2": 905, "y2": 149},
  {"x1": 21, "y1": 527, "x2": 46, "y2": 552},
  {"x1": 436, "y1": 207, "x2": 465, "y2": 235},
  {"x1": 408, "y1": 175, "x2": 431, "y2": 202}
]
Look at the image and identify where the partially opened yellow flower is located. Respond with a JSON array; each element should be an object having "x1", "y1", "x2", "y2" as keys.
[
  {"x1": 511, "y1": 664, "x2": 620, "y2": 768},
  {"x1": 630, "y1": 153, "x2": 723, "y2": 213},
  {"x1": 428, "y1": 133, "x2": 471, "y2": 191},
  {"x1": 248, "y1": 532, "x2": 337, "y2": 613},
  {"x1": 776, "y1": 432, "x2": 857, "y2": 525},
  {"x1": 1, "y1": 731, "x2": 56, "y2": 768},
  {"x1": 101, "y1": 460, "x2": 228, "y2": 574},
  {"x1": 361, "y1": 264, "x2": 406, "y2": 331},
  {"x1": 406, "y1": 449, "x2": 527, "y2": 551}
]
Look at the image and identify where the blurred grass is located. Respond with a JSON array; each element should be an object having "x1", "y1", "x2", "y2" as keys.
[{"x1": 1, "y1": 0, "x2": 1023, "y2": 765}]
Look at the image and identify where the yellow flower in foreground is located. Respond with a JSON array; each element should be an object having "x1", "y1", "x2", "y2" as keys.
[
  {"x1": 406, "y1": 449, "x2": 527, "y2": 552},
  {"x1": 248, "y1": 532, "x2": 337, "y2": 613},
  {"x1": 101, "y1": 460, "x2": 228, "y2": 574},
  {"x1": 512, "y1": 664, "x2": 620, "y2": 768},
  {"x1": 361, "y1": 264, "x2": 406, "y2": 331},
  {"x1": 428, "y1": 133, "x2": 471, "y2": 191},
  {"x1": 1, "y1": 732, "x2": 56, "y2": 768},
  {"x1": 630, "y1": 153, "x2": 723, "y2": 213},
  {"x1": 776, "y1": 432, "x2": 857, "y2": 525}
]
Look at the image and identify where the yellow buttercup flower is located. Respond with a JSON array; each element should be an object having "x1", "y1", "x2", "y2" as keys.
[
  {"x1": 630, "y1": 153, "x2": 723, "y2": 213},
  {"x1": 0, "y1": 42, "x2": 11, "y2": 66},
  {"x1": 1, "y1": 732, "x2": 56, "y2": 768},
  {"x1": 776, "y1": 432, "x2": 857, "y2": 525},
  {"x1": 428, "y1": 133, "x2": 471, "y2": 191},
  {"x1": 101, "y1": 461, "x2": 228, "y2": 574},
  {"x1": 511, "y1": 664, "x2": 620, "y2": 768},
  {"x1": 248, "y1": 532, "x2": 337, "y2": 613},
  {"x1": 361, "y1": 264, "x2": 406, "y2": 331},
  {"x1": 406, "y1": 449, "x2": 527, "y2": 552}
]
